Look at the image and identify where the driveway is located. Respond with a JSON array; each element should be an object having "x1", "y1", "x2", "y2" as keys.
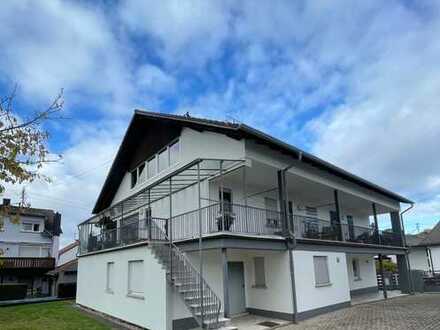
[{"x1": 280, "y1": 294, "x2": 440, "y2": 330}]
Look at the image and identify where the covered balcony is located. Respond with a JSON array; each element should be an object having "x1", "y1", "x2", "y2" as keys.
[{"x1": 78, "y1": 157, "x2": 407, "y2": 256}]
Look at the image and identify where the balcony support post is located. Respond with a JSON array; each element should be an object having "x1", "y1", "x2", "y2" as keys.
[
  {"x1": 378, "y1": 254, "x2": 388, "y2": 299},
  {"x1": 277, "y1": 170, "x2": 288, "y2": 234},
  {"x1": 222, "y1": 248, "x2": 229, "y2": 318},
  {"x1": 220, "y1": 160, "x2": 225, "y2": 231},
  {"x1": 372, "y1": 203, "x2": 380, "y2": 245},
  {"x1": 333, "y1": 190, "x2": 343, "y2": 241},
  {"x1": 169, "y1": 178, "x2": 173, "y2": 280},
  {"x1": 243, "y1": 165, "x2": 248, "y2": 233},
  {"x1": 391, "y1": 211, "x2": 411, "y2": 293},
  {"x1": 197, "y1": 162, "x2": 204, "y2": 325}
]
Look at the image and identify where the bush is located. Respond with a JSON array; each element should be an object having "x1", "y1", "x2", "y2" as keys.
[
  {"x1": 57, "y1": 283, "x2": 76, "y2": 298},
  {"x1": 0, "y1": 283, "x2": 27, "y2": 301}
]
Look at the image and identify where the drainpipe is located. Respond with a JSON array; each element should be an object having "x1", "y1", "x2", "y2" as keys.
[
  {"x1": 400, "y1": 203, "x2": 415, "y2": 294},
  {"x1": 281, "y1": 152, "x2": 302, "y2": 323}
]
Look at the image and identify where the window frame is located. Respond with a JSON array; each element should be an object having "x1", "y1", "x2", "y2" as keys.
[
  {"x1": 22, "y1": 221, "x2": 42, "y2": 233},
  {"x1": 313, "y1": 255, "x2": 331, "y2": 287},
  {"x1": 127, "y1": 260, "x2": 144, "y2": 299},
  {"x1": 106, "y1": 261, "x2": 115, "y2": 294},
  {"x1": 352, "y1": 258, "x2": 361, "y2": 280},
  {"x1": 253, "y1": 256, "x2": 267, "y2": 288}
]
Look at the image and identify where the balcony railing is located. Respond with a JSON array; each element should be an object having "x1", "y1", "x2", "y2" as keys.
[
  {"x1": 294, "y1": 215, "x2": 402, "y2": 246},
  {"x1": 79, "y1": 203, "x2": 403, "y2": 254},
  {"x1": 0, "y1": 257, "x2": 55, "y2": 269}
]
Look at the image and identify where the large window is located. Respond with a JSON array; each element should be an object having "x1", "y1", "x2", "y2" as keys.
[
  {"x1": 158, "y1": 148, "x2": 168, "y2": 172},
  {"x1": 313, "y1": 256, "x2": 331, "y2": 286},
  {"x1": 169, "y1": 140, "x2": 180, "y2": 165},
  {"x1": 106, "y1": 262, "x2": 115, "y2": 293},
  {"x1": 253, "y1": 257, "x2": 266, "y2": 288},
  {"x1": 19, "y1": 245, "x2": 41, "y2": 257},
  {"x1": 130, "y1": 139, "x2": 180, "y2": 189},
  {"x1": 128, "y1": 260, "x2": 144, "y2": 298}
]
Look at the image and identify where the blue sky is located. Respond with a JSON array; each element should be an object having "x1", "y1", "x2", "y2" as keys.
[{"x1": 1, "y1": 0, "x2": 440, "y2": 245}]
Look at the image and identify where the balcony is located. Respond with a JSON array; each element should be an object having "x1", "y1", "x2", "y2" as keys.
[
  {"x1": 0, "y1": 257, "x2": 55, "y2": 270},
  {"x1": 79, "y1": 203, "x2": 403, "y2": 255}
]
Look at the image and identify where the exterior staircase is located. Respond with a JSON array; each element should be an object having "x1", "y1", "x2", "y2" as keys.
[{"x1": 150, "y1": 218, "x2": 235, "y2": 329}]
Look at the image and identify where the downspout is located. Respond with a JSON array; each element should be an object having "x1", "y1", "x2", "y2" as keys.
[
  {"x1": 282, "y1": 151, "x2": 302, "y2": 323},
  {"x1": 400, "y1": 203, "x2": 415, "y2": 294}
]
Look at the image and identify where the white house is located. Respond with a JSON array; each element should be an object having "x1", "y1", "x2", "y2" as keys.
[
  {"x1": 0, "y1": 198, "x2": 62, "y2": 296},
  {"x1": 76, "y1": 111, "x2": 413, "y2": 330},
  {"x1": 407, "y1": 222, "x2": 440, "y2": 274},
  {"x1": 49, "y1": 240, "x2": 79, "y2": 297}
]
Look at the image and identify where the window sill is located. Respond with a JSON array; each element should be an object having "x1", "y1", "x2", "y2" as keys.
[
  {"x1": 252, "y1": 284, "x2": 267, "y2": 289},
  {"x1": 354, "y1": 278, "x2": 362, "y2": 282},
  {"x1": 20, "y1": 230, "x2": 42, "y2": 234},
  {"x1": 315, "y1": 282, "x2": 332, "y2": 288},
  {"x1": 105, "y1": 289, "x2": 114, "y2": 295},
  {"x1": 127, "y1": 292, "x2": 144, "y2": 300}
]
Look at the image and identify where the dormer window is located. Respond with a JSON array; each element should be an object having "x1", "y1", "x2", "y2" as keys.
[
  {"x1": 130, "y1": 139, "x2": 180, "y2": 189},
  {"x1": 22, "y1": 222, "x2": 41, "y2": 233}
]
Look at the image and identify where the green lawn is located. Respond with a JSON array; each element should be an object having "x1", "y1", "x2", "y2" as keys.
[{"x1": 0, "y1": 301, "x2": 111, "y2": 330}]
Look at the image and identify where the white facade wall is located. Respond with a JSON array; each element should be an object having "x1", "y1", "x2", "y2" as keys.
[
  {"x1": 111, "y1": 128, "x2": 245, "y2": 207},
  {"x1": 228, "y1": 249, "x2": 293, "y2": 315},
  {"x1": 0, "y1": 215, "x2": 53, "y2": 257},
  {"x1": 346, "y1": 255, "x2": 378, "y2": 292},
  {"x1": 430, "y1": 246, "x2": 440, "y2": 271},
  {"x1": 293, "y1": 250, "x2": 350, "y2": 313},
  {"x1": 76, "y1": 246, "x2": 168, "y2": 330},
  {"x1": 408, "y1": 247, "x2": 429, "y2": 271},
  {"x1": 57, "y1": 245, "x2": 78, "y2": 266}
]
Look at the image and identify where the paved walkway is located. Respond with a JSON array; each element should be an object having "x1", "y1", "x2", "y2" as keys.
[{"x1": 280, "y1": 294, "x2": 440, "y2": 330}]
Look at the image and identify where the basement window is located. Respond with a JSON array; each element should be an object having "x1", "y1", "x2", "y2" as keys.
[
  {"x1": 127, "y1": 260, "x2": 144, "y2": 299},
  {"x1": 253, "y1": 257, "x2": 267, "y2": 288},
  {"x1": 313, "y1": 256, "x2": 331, "y2": 287},
  {"x1": 106, "y1": 262, "x2": 114, "y2": 293}
]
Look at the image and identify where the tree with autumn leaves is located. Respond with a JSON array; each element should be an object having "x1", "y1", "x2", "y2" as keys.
[{"x1": 0, "y1": 87, "x2": 64, "y2": 263}]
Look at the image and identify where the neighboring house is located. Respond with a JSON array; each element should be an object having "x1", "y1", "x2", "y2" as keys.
[
  {"x1": 0, "y1": 198, "x2": 62, "y2": 297},
  {"x1": 407, "y1": 222, "x2": 440, "y2": 274},
  {"x1": 48, "y1": 240, "x2": 78, "y2": 297},
  {"x1": 76, "y1": 111, "x2": 412, "y2": 330}
]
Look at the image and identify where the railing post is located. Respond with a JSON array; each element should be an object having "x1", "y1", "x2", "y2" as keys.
[
  {"x1": 169, "y1": 178, "x2": 173, "y2": 280},
  {"x1": 220, "y1": 160, "x2": 224, "y2": 232},
  {"x1": 243, "y1": 165, "x2": 249, "y2": 233},
  {"x1": 197, "y1": 162, "x2": 204, "y2": 326}
]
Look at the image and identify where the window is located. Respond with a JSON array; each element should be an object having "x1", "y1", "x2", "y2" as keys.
[
  {"x1": 22, "y1": 222, "x2": 41, "y2": 232},
  {"x1": 219, "y1": 188, "x2": 232, "y2": 213},
  {"x1": 352, "y1": 258, "x2": 361, "y2": 280},
  {"x1": 128, "y1": 260, "x2": 144, "y2": 298},
  {"x1": 147, "y1": 157, "x2": 156, "y2": 179},
  {"x1": 158, "y1": 148, "x2": 168, "y2": 173},
  {"x1": 19, "y1": 246, "x2": 40, "y2": 257},
  {"x1": 347, "y1": 215, "x2": 355, "y2": 241},
  {"x1": 130, "y1": 169, "x2": 138, "y2": 188},
  {"x1": 0, "y1": 219, "x2": 4, "y2": 231},
  {"x1": 313, "y1": 256, "x2": 331, "y2": 286},
  {"x1": 138, "y1": 163, "x2": 146, "y2": 183},
  {"x1": 253, "y1": 257, "x2": 266, "y2": 288},
  {"x1": 169, "y1": 140, "x2": 180, "y2": 165},
  {"x1": 106, "y1": 262, "x2": 115, "y2": 293}
]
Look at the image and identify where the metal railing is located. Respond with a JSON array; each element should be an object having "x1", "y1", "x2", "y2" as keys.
[
  {"x1": 79, "y1": 204, "x2": 403, "y2": 255},
  {"x1": 82, "y1": 217, "x2": 168, "y2": 254},
  {"x1": 170, "y1": 202, "x2": 283, "y2": 241},
  {"x1": 294, "y1": 215, "x2": 402, "y2": 246},
  {"x1": 149, "y1": 219, "x2": 222, "y2": 329}
]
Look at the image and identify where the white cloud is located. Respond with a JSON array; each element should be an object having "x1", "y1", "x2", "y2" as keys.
[{"x1": 119, "y1": 0, "x2": 231, "y2": 67}]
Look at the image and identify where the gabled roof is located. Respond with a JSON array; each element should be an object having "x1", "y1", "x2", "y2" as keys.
[
  {"x1": 92, "y1": 110, "x2": 413, "y2": 214},
  {"x1": 58, "y1": 240, "x2": 79, "y2": 256}
]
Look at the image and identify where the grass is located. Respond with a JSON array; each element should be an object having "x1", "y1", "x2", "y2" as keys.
[{"x1": 0, "y1": 301, "x2": 111, "y2": 330}]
